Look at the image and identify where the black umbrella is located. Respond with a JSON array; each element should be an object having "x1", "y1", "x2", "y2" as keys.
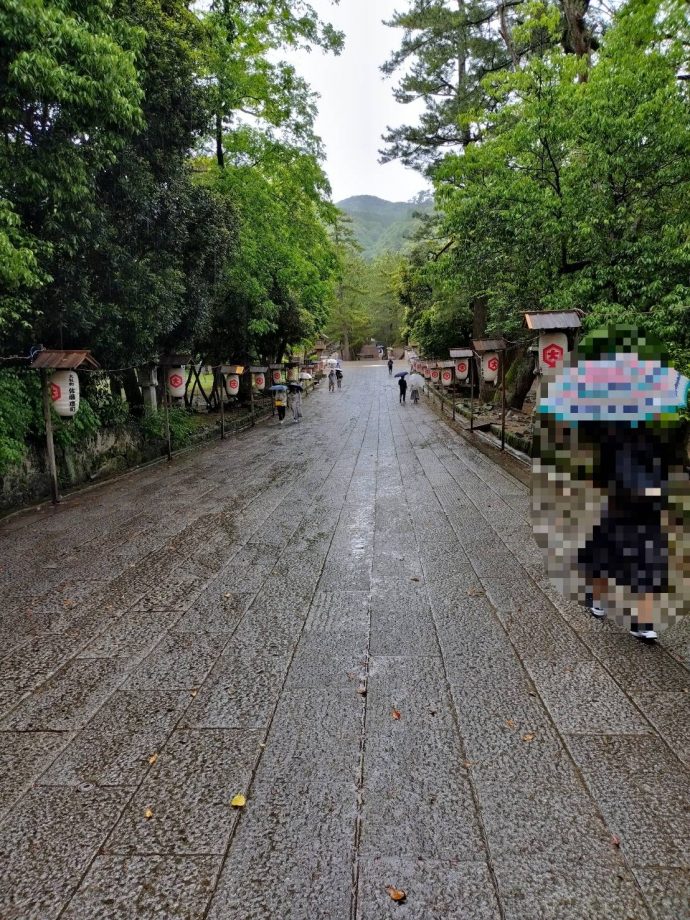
[
  {"x1": 288, "y1": 382, "x2": 304, "y2": 391},
  {"x1": 394, "y1": 371, "x2": 409, "y2": 377}
]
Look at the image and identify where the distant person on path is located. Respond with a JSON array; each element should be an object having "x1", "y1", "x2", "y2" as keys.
[
  {"x1": 328, "y1": 369, "x2": 336, "y2": 392},
  {"x1": 273, "y1": 388, "x2": 287, "y2": 424},
  {"x1": 398, "y1": 375, "x2": 407, "y2": 404},
  {"x1": 336, "y1": 368, "x2": 343, "y2": 389},
  {"x1": 288, "y1": 387, "x2": 303, "y2": 422},
  {"x1": 388, "y1": 358, "x2": 394, "y2": 375}
]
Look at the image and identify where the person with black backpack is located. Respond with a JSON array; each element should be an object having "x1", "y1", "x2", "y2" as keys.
[
  {"x1": 336, "y1": 367, "x2": 343, "y2": 389},
  {"x1": 387, "y1": 358, "x2": 394, "y2": 375}
]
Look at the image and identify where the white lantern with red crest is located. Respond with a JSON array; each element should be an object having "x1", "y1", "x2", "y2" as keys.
[
  {"x1": 167, "y1": 367, "x2": 186, "y2": 398},
  {"x1": 287, "y1": 366, "x2": 299, "y2": 382},
  {"x1": 441, "y1": 367, "x2": 453, "y2": 387},
  {"x1": 252, "y1": 371, "x2": 266, "y2": 390},
  {"x1": 455, "y1": 359, "x2": 469, "y2": 380},
  {"x1": 481, "y1": 352, "x2": 500, "y2": 383},
  {"x1": 227, "y1": 374, "x2": 240, "y2": 396},
  {"x1": 50, "y1": 370, "x2": 80, "y2": 417},
  {"x1": 430, "y1": 367, "x2": 441, "y2": 385},
  {"x1": 538, "y1": 332, "x2": 568, "y2": 374},
  {"x1": 271, "y1": 367, "x2": 285, "y2": 385}
]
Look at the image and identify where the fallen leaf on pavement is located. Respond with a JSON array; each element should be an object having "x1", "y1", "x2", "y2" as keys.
[
  {"x1": 144, "y1": 807, "x2": 154, "y2": 819},
  {"x1": 463, "y1": 760, "x2": 475, "y2": 768},
  {"x1": 190, "y1": 689, "x2": 198, "y2": 698},
  {"x1": 391, "y1": 709, "x2": 401, "y2": 720},
  {"x1": 357, "y1": 684, "x2": 367, "y2": 696},
  {"x1": 385, "y1": 886, "x2": 407, "y2": 903},
  {"x1": 411, "y1": 577, "x2": 420, "y2": 582},
  {"x1": 231, "y1": 794, "x2": 246, "y2": 808},
  {"x1": 612, "y1": 835, "x2": 621, "y2": 847},
  {"x1": 467, "y1": 587, "x2": 485, "y2": 597},
  {"x1": 522, "y1": 733, "x2": 535, "y2": 743},
  {"x1": 505, "y1": 719, "x2": 516, "y2": 730},
  {"x1": 148, "y1": 753, "x2": 158, "y2": 765}
]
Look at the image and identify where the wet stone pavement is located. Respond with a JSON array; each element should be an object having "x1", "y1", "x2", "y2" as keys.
[{"x1": 1, "y1": 361, "x2": 689, "y2": 920}]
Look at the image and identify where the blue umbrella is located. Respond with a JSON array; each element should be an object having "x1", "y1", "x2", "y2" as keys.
[
  {"x1": 269, "y1": 384, "x2": 288, "y2": 392},
  {"x1": 394, "y1": 371, "x2": 409, "y2": 378}
]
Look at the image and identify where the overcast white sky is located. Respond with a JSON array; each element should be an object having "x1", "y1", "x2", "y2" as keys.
[{"x1": 282, "y1": 0, "x2": 429, "y2": 203}]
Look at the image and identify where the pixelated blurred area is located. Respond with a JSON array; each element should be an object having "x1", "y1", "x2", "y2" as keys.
[{"x1": 532, "y1": 327, "x2": 690, "y2": 634}]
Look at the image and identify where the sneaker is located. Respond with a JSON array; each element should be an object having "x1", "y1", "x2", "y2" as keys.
[
  {"x1": 629, "y1": 623, "x2": 658, "y2": 641},
  {"x1": 589, "y1": 605, "x2": 606, "y2": 619}
]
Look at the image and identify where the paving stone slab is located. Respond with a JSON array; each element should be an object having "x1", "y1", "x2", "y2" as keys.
[
  {"x1": 634, "y1": 868, "x2": 690, "y2": 920},
  {"x1": 206, "y1": 787, "x2": 356, "y2": 920},
  {"x1": 60, "y1": 854, "x2": 221, "y2": 919},
  {"x1": 123, "y1": 633, "x2": 227, "y2": 691},
  {"x1": 2, "y1": 659, "x2": 130, "y2": 731},
  {"x1": 566, "y1": 734, "x2": 690, "y2": 868},
  {"x1": 0, "y1": 786, "x2": 130, "y2": 920},
  {"x1": 356, "y1": 857, "x2": 501, "y2": 920},
  {"x1": 285, "y1": 650, "x2": 365, "y2": 689},
  {"x1": 494, "y1": 859, "x2": 652, "y2": 920},
  {"x1": 584, "y1": 635, "x2": 690, "y2": 693},
  {"x1": 367, "y1": 656, "x2": 445, "y2": 690},
  {"x1": 203, "y1": 650, "x2": 291, "y2": 690},
  {"x1": 180, "y1": 684, "x2": 281, "y2": 730},
  {"x1": 0, "y1": 730, "x2": 70, "y2": 819},
  {"x1": 37, "y1": 729, "x2": 167, "y2": 788},
  {"x1": 164, "y1": 594, "x2": 251, "y2": 635},
  {"x1": 632, "y1": 692, "x2": 690, "y2": 766},
  {"x1": 105, "y1": 728, "x2": 261, "y2": 855},
  {"x1": 87, "y1": 690, "x2": 190, "y2": 733},
  {"x1": 304, "y1": 591, "x2": 370, "y2": 631},
  {"x1": 0, "y1": 633, "x2": 90, "y2": 692},
  {"x1": 524, "y1": 658, "x2": 651, "y2": 735},
  {"x1": 369, "y1": 624, "x2": 441, "y2": 657},
  {"x1": 366, "y1": 685, "x2": 455, "y2": 733},
  {"x1": 78, "y1": 609, "x2": 184, "y2": 659}
]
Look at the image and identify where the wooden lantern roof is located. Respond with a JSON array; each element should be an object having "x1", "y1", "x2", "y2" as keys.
[{"x1": 31, "y1": 349, "x2": 99, "y2": 370}]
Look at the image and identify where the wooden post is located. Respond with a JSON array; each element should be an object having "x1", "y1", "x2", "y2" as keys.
[
  {"x1": 218, "y1": 370, "x2": 225, "y2": 440},
  {"x1": 500, "y1": 348, "x2": 507, "y2": 451},
  {"x1": 452, "y1": 368, "x2": 456, "y2": 421},
  {"x1": 249, "y1": 376, "x2": 255, "y2": 426},
  {"x1": 470, "y1": 358, "x2": 475, "y2": 432},
  {"x1": 163, "y1": 389, "x2": 172, "y2": 461},
  {"x1": 40, "y1": 369, "x2": 60, "y2": 504}
]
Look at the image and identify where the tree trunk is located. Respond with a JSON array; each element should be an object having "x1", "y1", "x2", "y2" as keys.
[
  {"x1": 505, "y1": 347, "x2": 536, "y2": 410},
  {"x1": 121, "y1": 368, "x2": 143, "y2": 412},
  {"x1": 215, "y1": 113, "x2": 225, "y2": 169},
  {"x1": 341, "y1": 326, "x2": 351, "y2": 361}
]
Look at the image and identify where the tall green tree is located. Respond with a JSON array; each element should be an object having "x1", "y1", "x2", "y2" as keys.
[{"x1": 0, "y1": 0, "x2": 143, "y2": 336}]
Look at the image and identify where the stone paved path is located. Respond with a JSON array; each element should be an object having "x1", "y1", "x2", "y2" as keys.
[{"x1": 1, "y1": 361, "x2": 689, "y2": 920}]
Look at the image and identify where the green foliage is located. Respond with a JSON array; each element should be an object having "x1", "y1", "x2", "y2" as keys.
[
  {"x1": 0, "y1": 371, "x2": 36, "y2": 472},
  {"x1": 138, "y1": 407, "x2": 195, "y2": 449},
  {"x1": 337, "y1": 195, "x2": 433, "y2": 259},
  {"x1": 52, "y1": 399, "x2": 101, "y2": 450},
  {"x1": 387, "y1": 0, "x2": 690, "y2": 371}
]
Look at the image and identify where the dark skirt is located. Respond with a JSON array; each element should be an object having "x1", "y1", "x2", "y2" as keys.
[{"x1": 578, "y1": 509, "x2": 669, "y2": 596}]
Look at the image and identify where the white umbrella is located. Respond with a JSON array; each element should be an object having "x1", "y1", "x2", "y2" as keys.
[
  {"x1": 299, "y1": 372, "x2": 313, "y2": 380},
  {"x1": 326, "y1": 357, "x2": 338, "y2": 366},
  {"x1": 408, "y1": 373, "x2": 425, "y2": 389}
]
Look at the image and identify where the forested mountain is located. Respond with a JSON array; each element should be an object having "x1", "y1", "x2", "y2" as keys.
[{"x1": 336, "y1": 194, "x2": 433, "y2": 258}]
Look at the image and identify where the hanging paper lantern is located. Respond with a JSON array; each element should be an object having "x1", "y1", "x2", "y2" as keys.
[
  {"x1": 441, "y1": 368, "x2": 453, "y2": 386},
  {"x1": 422, "y1": 365, "x2": 431, "y2": 379},
  {"x1": 271, "y1": 368, "x2": 285, "y2": 385},
  {"x1": 455, "y1": 360, "x2": 469, "y2": 380},
  {"x1": 50, "y1": 370, "x2": 80, "y2": 417},
  {"x1": 538, "y1": 332, "x2": 569, "y2": 373},
  {"x1": 252, "y1": 372, "x2": 266, "y2": 390},
  {"x1": 430, "y1": 367, "x2": 441, "y2": 384},
  {"x1": 167, "y1": 367, "x2": 186, "y2": 398},
  {"x1": 227, "y1": 374, "x2": 240, "y2": 395},
  {"x1": 287, "y1": 366, "x2": 299, "y2": 382},
  {"x1": 481, "y1": 352, "x2": 500, "y2": 383}
]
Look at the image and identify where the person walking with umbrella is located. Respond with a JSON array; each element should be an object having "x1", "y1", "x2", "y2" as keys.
[
  {"x1": 328, "y1": 368, "x2": 336, "y2": 392},
  {"x1": 288, "y1": 382, "x2": 303, "y2": 422},
  {"x1": 271, "y1": 384, "x2": 288, "y2": 424},
  {"x1": 534, "y1": 325, "x2": 690, "y2": 641},
  {"x1": 408, "y1": 372, "x2": 425, "y2": 404}
]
